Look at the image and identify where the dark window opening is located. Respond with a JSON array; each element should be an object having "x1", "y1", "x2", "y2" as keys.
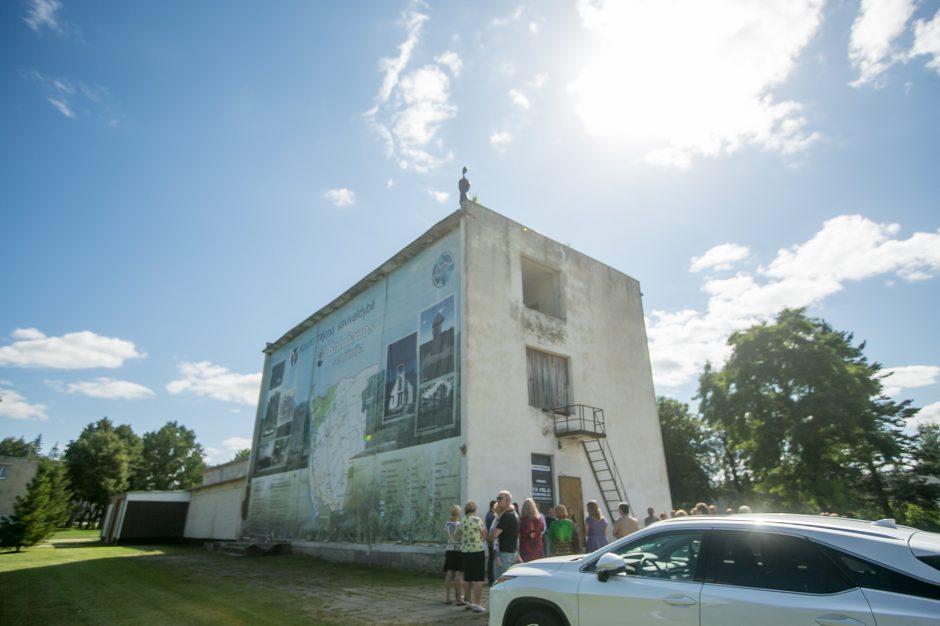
[{"x1": 522, "y1": 257, "x2": 564, "y2": 319}]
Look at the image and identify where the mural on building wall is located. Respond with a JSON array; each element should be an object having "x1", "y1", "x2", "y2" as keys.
[{"x1": 246, "y1": 232, "x2": 462, "y2": 544}]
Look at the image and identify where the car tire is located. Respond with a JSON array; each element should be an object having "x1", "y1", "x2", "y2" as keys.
[{"x1": 512, "y1": 607, "x2": 563, "y2": 626}]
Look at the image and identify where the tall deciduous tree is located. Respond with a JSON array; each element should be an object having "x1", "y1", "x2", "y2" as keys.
[
  {"x1": 657, "y1": 397, "x2": 715, "y2": 509},
  {"x1": 697, "y1": 308, "x2": 914, "y2": 516},
  {"x1": 0, "y1": 457, "x2": 71, "y2": 551},
  {"x1": 63, "y1": 419, "x2": 135, "y2": 523},
  {"x1": 135, "y1": 421, "x2": 205, "y2": 490}
]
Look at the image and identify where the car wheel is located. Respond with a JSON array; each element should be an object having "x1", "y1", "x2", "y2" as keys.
[{"x1": 513, "y1": 607, "x2": 563, "y2": 626}]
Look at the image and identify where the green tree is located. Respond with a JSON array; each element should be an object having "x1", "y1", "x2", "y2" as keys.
[
  {"x1": 135, "y1": 421, "x2": 205, "y2": 490},
  {"x1": 116, "y1": 424, "x2": 145, "y2": 489},
  {"x1": 911, "y1": 423, "x2": 940, "y2": 479},
  {"x1": 64, "y1": 419, "x2": 134, "y2": 524},
  {"x1": 887, "y1": 423, "x2": 940, "y2": 530},
  {"x1": 232, "y1": 448, "x2": 251, "y2": 462},
  {"x1": 697, "y1": 308, "x2": 913, "y2": 515},
  {"x1": 0, "y1": 458, "x2": 71, "y2": 551},
  {"x1": 657, "y1": 397, "x2": 715, "y2": 509},
  {"x1": 0, "y1": 435, "x2": 42, "y2": 458}
]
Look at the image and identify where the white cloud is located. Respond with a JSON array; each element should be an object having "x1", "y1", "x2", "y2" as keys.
[
  {"x1": 761, "y1": 215, "x2": 940, "y2": 284},
  {"x1": 909, "y1": 400, "x2": 940, "y2": 429},
  {"x1": 910, "y1": 9, "x2": 940, "y2": 75},
  {"x1": 166, "y1": 361, "x2": 261, "y2": 406},
  {"x1": 223, "y1": 436, "x2": 252, "y2": 451},
  {"x1": 649, "y1": 216, "x2": 940, "y2": 389},
  {"x1": 571, "y1": 0, "x2": 824, "y2": 168},
  {"x1": 366, "y1": 5, "x2": 458, "y2": 173},
  {"x1": 47, "y1": 97, "x2": 74, "y2": 118},
  {"x1": 490, "y1": 131, "x2": 513, "y2": 147},
  {"x1": 324, "y1": 188, "x2": 356, "y2": 207},
  {"x1": 428, "y1": 188, "x2": 450, "y2": 204},
  {"x1": 492, "y1": 6, "x2": 524, "y2": 27},
  {"x1": 435, "y1": 50, "x2": 462, "y2": 77},
  {"x1": 0, "y1": 386, "x2": 48, "y2": 421},
  {"x1": 369, "y1": 6, "x2": 428, "y2": 111},
  {"x1": 849, "y1": 0, "x2": 916, "y2": 87},
  {"x1": 509, "y1": 88, "x2": 531, "y2": 110},
  {"x1": 690, "y1": 243, "x2": 750, "y2": 272},
  {"x1": 0, "y1": 328, "x2": 145, "y2": 369},
  {"x1": 65, "y1": 377, "x2": 155, "y2": 400},
  {"x1": 27, "y1": 71, "x2": 120, "y2": 125},
  {"x1": 879, "y1": 365, "x2": 940, "y2": 397},
  {"x1": 23, "y1": 0, "x2": 63, "y2": 33}
]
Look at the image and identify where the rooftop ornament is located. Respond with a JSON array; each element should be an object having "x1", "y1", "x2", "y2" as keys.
[{"x1": 458, "y1": 166, "x2": 470, "y2": 204}]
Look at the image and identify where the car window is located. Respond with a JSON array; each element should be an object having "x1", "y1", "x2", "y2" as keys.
[
  {"x1": 708, "y1": 530, "x2": 852, "y2": 595},
  {"x1": 587, "y1": 531, "x2": 704, "y2": 581},
  {"x1": 822, "y1": 547, "x2": 940, "y2": 602}
]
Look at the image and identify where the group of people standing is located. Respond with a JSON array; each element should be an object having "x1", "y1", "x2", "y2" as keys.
[{"x1": 443, "y1": 493, "x2": 654, "y2": 612}]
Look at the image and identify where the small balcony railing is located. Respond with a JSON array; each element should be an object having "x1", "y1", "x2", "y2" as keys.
[{"x1": 549, "y1": 404, "x2": 606, "y2": 439}]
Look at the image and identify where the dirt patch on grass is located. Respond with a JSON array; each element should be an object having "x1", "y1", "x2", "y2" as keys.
[{"x1": 148, "y1": 547, "x2": 490, "y2": 625}]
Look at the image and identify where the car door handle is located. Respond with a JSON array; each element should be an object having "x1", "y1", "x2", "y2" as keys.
[
  {"x1": 815, "y1": 615, "x2": 867, "y2": 626},
  {"x1": 662, "y1": 594, "x2": 697, "y2": 606}
]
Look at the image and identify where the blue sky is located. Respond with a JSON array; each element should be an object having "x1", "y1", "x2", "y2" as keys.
[{"x1": 2, "y1": 0, "x2": 938, "y2": 464}]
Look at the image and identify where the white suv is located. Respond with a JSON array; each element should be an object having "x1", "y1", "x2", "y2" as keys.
[{"x1": 488, "y1": 514, "x2": 940, "y2": 626}]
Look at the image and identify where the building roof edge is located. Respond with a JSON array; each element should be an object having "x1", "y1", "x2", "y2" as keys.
[{"x1": 265, "y1": 206, "x2": 465, "y2": 353}]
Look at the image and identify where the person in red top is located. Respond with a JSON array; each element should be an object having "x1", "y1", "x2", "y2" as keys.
[{"x1": 518, "y1": 497, "x2": 546, "y2": 562}]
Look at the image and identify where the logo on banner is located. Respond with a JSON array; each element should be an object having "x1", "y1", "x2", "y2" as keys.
[{"x1": 432, "y1": 252, "x2": 455, "y2": 287}]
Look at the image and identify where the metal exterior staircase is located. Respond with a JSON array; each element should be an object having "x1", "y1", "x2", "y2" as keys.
[
  {"x1": 549, "y1": 404, "x2": 630, "y2": 520},
  {"x1": 582, "y1": 437, "x2": 629, "y2": 521}
]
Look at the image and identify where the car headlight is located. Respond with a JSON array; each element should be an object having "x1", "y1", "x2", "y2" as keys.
[{"x1": 494, "y1": 575, "x2": 517, "y2": 585}]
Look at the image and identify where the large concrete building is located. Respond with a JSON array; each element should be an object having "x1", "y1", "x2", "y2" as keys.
[{"x1": 243, "y1": 201, "x2": 670, "y2": 569}]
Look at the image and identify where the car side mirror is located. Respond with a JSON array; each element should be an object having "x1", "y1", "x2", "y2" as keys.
[{"x1": 596, "y1": 552, "x2": 626, "y2": 582}]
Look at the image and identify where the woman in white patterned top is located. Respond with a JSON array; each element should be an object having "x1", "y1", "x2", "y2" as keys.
[
  {"x1": 458, "y1": 500, "x2": 487, "y2": 613},
  {"x1": 442, "y1": 504, "x2": 464, "y2": 605}
]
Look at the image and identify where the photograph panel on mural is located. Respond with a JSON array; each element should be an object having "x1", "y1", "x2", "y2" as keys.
[
  {"x1": 416, "y1": 295, "x2": 456, "y2": 434},
  {"x1": 253, "y1": 334, "x2": 316, "y2": 476},
  {"x1": 383, "y1": 332, "x2": 417, "y2": 423},
  {"x1": 419, "y1": 295, "x2": 455, "y2": 383},
  {"x1": 270, "y1": 360, "x2": 286, "y2": 389}
]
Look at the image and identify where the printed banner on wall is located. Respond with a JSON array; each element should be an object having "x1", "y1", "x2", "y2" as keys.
[{"x1": 246, "y1": 231, "x2": 462, "y2": 543}]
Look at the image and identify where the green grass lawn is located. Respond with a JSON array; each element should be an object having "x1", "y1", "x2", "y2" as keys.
[{"x1": 0, "y1": 535, "x2": 443, "y2": 626}]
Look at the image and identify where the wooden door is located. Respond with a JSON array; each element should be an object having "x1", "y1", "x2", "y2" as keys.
[{"x1": 558, "y1": 475, "x2": 584, "y2": 553}]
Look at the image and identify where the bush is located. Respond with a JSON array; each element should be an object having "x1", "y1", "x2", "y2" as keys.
[{"x1": 0, "y1": 458, "x2": 71, "y2": 552}]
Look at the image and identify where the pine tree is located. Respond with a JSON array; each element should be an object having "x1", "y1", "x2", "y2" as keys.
[{"x1": 0, "y1": 458, "x2": 72, "y2": 551}]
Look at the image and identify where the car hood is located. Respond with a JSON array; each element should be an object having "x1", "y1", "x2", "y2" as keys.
[{"x1": 505, "y1": 555, "x2": 586, "y2": 575}]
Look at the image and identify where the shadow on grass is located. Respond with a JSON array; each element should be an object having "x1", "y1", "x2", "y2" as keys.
[{"x1": 0, "y1": 549, "x2": 325, "y2": 626}]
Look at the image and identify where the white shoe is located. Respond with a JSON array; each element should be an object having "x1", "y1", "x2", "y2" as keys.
[{"x1": 472, "y1": 604, "x2": 487, "y2": 613}]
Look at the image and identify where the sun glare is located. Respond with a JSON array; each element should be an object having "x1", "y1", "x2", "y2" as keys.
[{"x1": 570, "y1": 0, "x2": 823, "y2": 166}]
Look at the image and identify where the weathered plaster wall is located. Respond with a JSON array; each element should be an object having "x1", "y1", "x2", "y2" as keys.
[{"x1": 462, "y1": 202, "x2": 671, "y2": 520}]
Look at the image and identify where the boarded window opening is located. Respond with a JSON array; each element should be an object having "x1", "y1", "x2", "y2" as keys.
[
  {"x1": 527, "y1": 348, "x2": 570, "y2": 410},
  {"x1": 522, "y1": 257, "x2": 564, "y2": 319}
]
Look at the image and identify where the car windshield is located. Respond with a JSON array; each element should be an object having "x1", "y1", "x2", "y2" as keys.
[{"x1": 584, "y1": 531, "x2": 703, "y2": 581}]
